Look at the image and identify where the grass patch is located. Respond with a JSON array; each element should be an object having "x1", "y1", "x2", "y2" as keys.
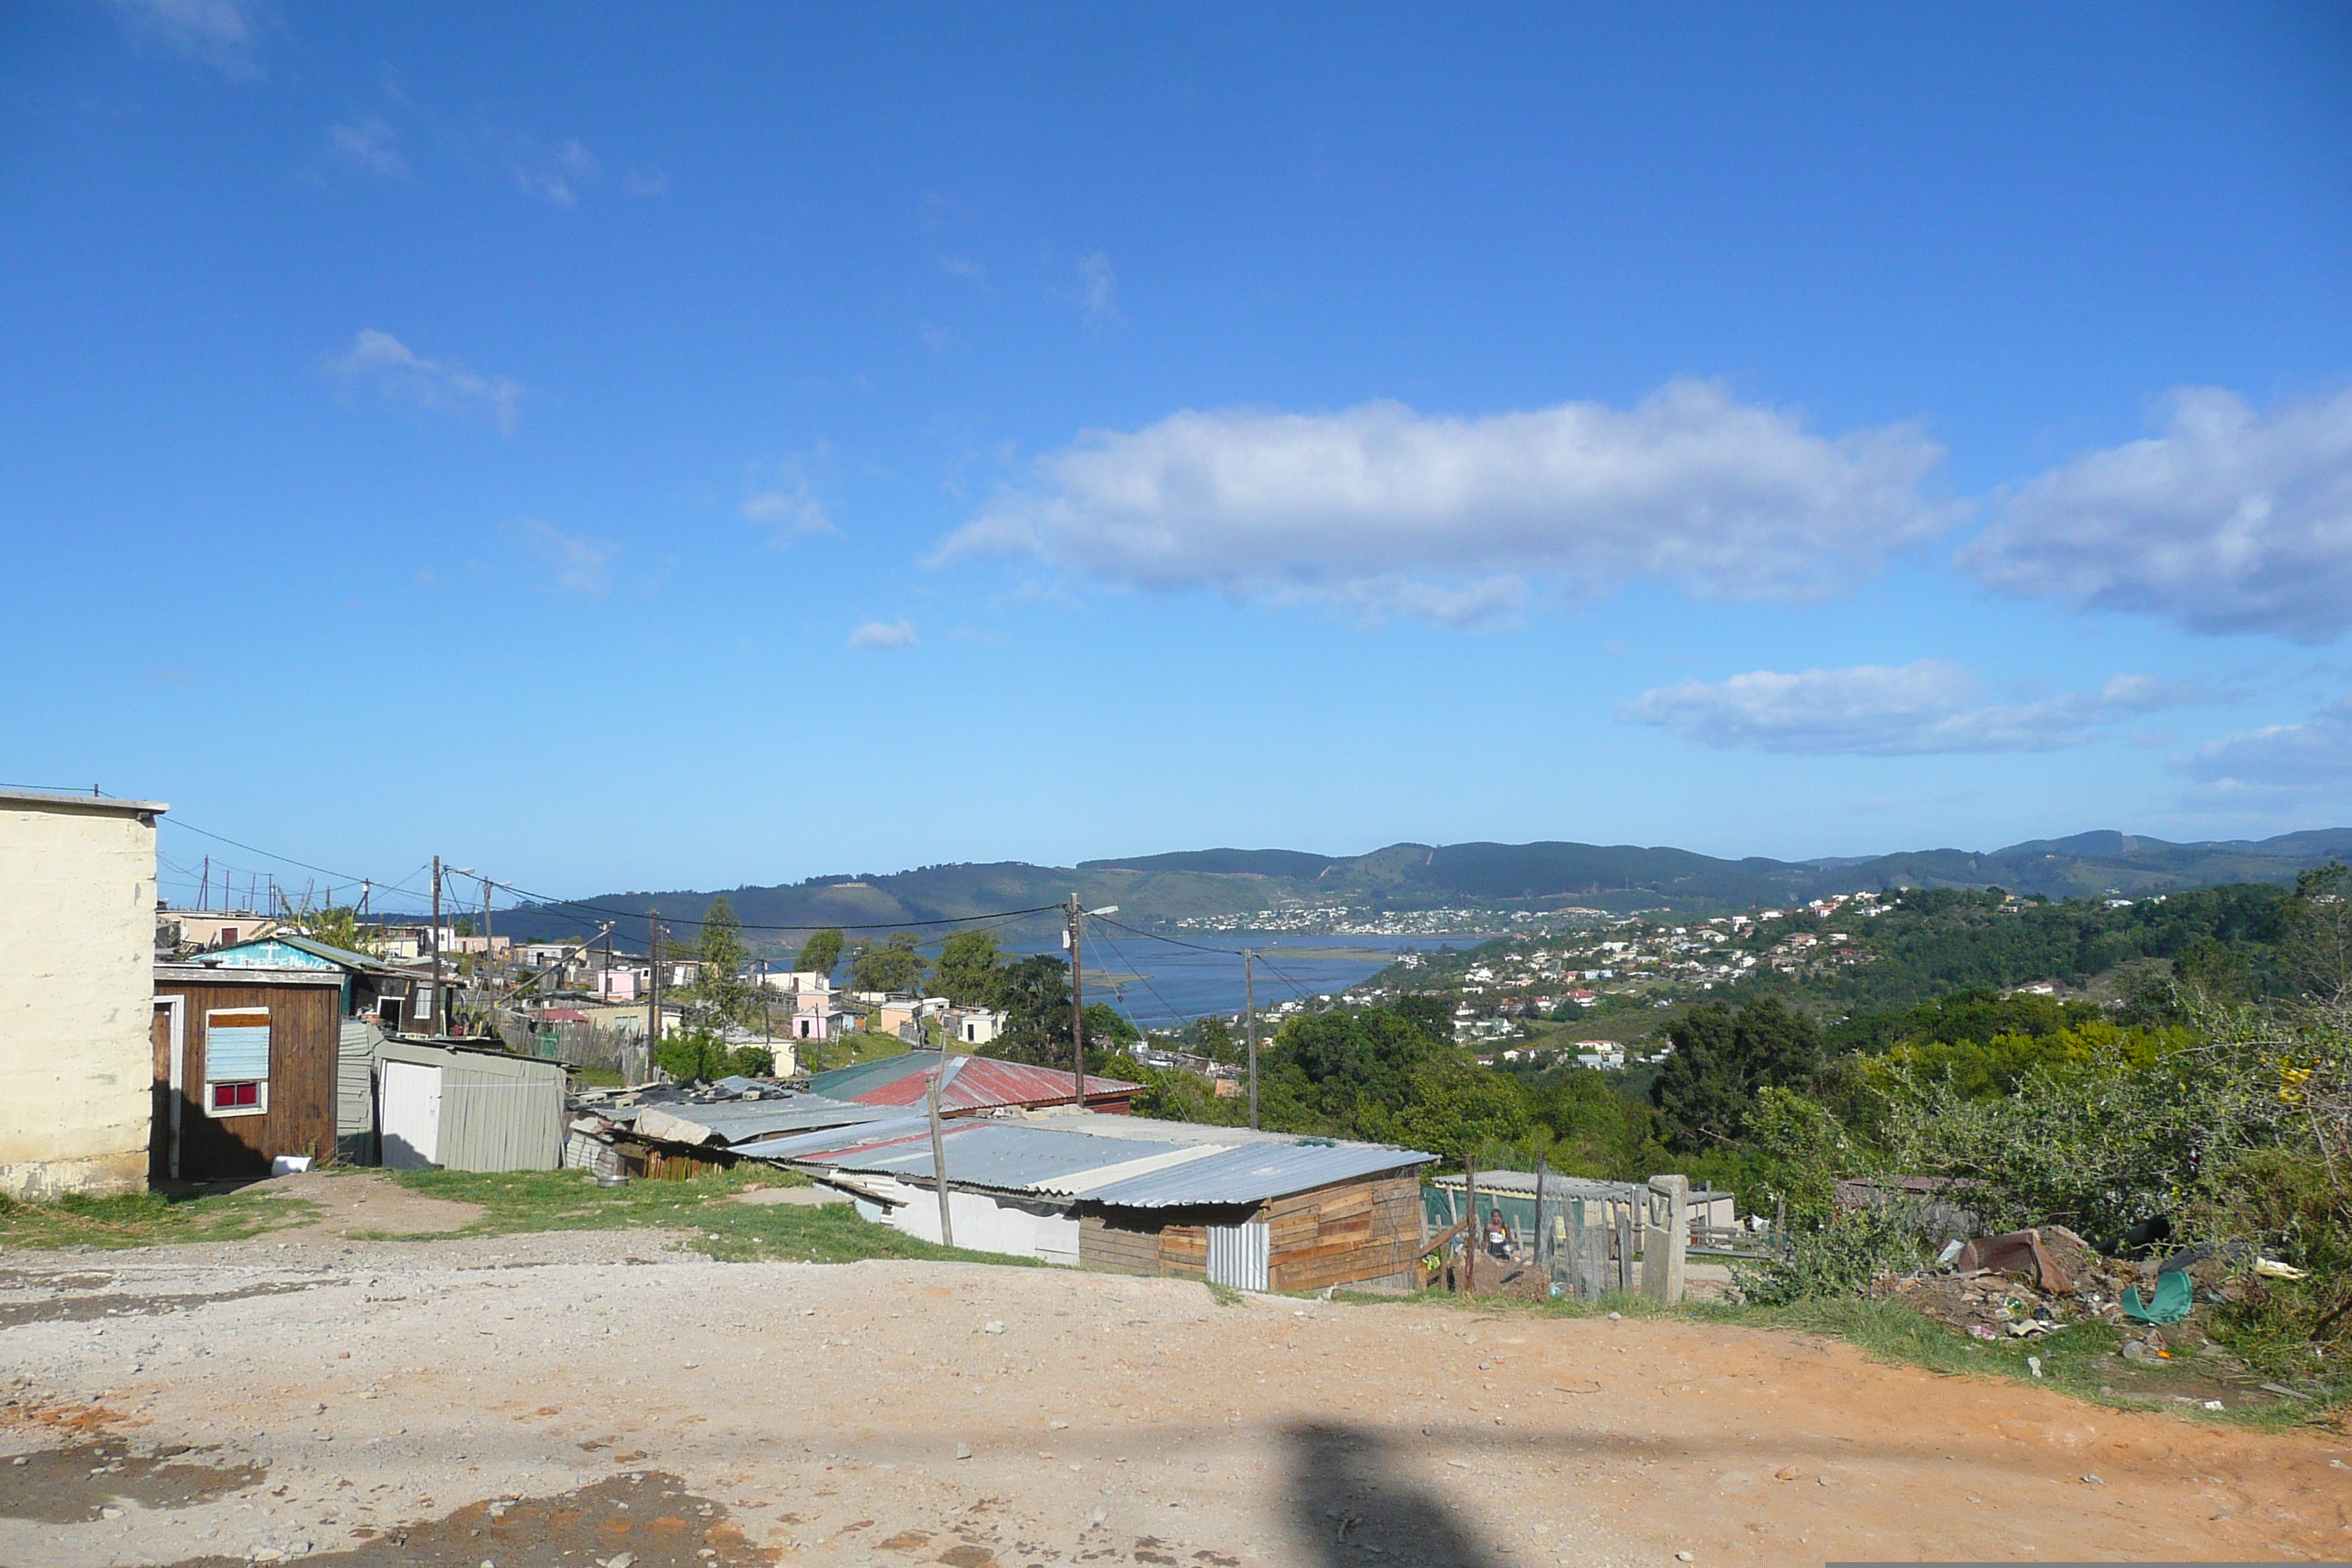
[
  {"x1": 0, "y1": 1188, "x2": 318, "y2": 1251},
  {"x1": 1328, "y1": 1284, "x2": 2347, "y2": 1431},
  {"x1": 382, "y1": 1166, "x2": 1039, "y2": 1269}
]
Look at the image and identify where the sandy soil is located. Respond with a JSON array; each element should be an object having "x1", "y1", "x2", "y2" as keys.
[{"x1": 1, "y1": 1210, "x2": 2348, "y2": 1568}]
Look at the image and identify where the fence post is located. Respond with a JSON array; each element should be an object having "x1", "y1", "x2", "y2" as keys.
[{"x1": 1642, "y1": 1174, "x2": 1689, "y2": 1305}]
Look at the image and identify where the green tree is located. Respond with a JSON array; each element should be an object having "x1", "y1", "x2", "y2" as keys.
[
  {"x1": 1392, "y1": 992, "x2": 1458, "y2": 1044},
  {"x1": 849, "y1": 931, "x2": 928, "y2": 994},
  {"x1": 982, "y1": 954, "x2": 1073, "y2": 1067},
  {"x1": 1188, "y1": 1014, "x2": 1235, "y2": 1062},
  {"x1": 931, "y1": 929, "x2": 1007, "y2": 1006},
  {"x1": 796, "y1": 928, "x2": 844, "y2": 976},
  {"x1": 693, "y1": 895, "x2": 751, "y2": 1027},
  {"x1": 1362, "y1": 1057, "x2": 1532, "y2": 1161},
  {"x1": 453, "y1": 915, "x2": 477, "y2": 939},
  {"x1": 1650, "y1": 995, "x2": 1821, "y2": 1151},
  {"x1": 1083, "y1": 1001, "x2": 1139, "y2": 1049},
  {"x1": 1270, "y1": 1006, "x2": 1445, "y2": 1132}
]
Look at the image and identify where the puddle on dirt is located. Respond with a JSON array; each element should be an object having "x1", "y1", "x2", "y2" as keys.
[
  {"x1": 160, "y1": 1470, "x2": 772, "y2": 1568},
  {"x1": 0, "y1": 1438, "x2": 264, "y2": 1522},
  {"x1": 0, "y1": 1278, "x2": 324, "y2": 1330}
]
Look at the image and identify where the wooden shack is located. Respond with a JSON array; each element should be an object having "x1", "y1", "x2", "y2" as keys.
[
  {"x1": 1079, "y1": 1171, "x2": 1426, "y2": 1292},
  {"x1": 151, "y1": 964, "x2": 344, "y2": 1181}
]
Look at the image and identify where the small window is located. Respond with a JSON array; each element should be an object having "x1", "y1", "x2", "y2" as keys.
[{"x1": 204, "y1": 1008, "x2": 271, "y2": 1118}]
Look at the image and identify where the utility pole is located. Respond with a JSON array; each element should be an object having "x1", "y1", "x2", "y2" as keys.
[
  {"x1": 199, "y1": 856, "x2": 208, "y2": 908},
  {"x1": 481, "y1": 875, "x2": 493, "y2": 946},
  {"x1": 927, "y1": 1062, "x2": 954, "y2": 1248},
  {"x1": 647, "y1": 910, "x2": 663, "y2": 1077},
  {"x1": 429, "y1": 856, "x2": 444, "y2": 1036},
  {"x1": 1245, "y1": 949, "x2": 1258, "y2": 1131},
  {"x1": 1068, "y1": 892, "x2": 1085, "y2": 1109}
]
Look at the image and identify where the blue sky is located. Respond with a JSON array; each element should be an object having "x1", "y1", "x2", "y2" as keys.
[{"x1": 5, "y1": 3, "x2": 2351, "y2": 905}]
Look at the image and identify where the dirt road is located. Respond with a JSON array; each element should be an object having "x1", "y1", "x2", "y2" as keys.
[{"x1": 2, "y1": 1202, "x2": 2348, "y2": 1567}]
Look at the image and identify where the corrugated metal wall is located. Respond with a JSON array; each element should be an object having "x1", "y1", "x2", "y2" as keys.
[
  {"x1": 375, "y1": 1040, "x2": 564, "y2": 1172},
  {"x1": 336, "y1": 1019, "x2": 381, "y2": 1166}
]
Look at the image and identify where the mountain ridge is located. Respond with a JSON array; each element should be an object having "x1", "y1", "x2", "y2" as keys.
[{"x1": 498, "y1": 827, "x2": 2352, "y2": 948}]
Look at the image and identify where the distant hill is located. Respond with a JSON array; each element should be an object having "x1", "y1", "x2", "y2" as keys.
[{"x1": 497, "y1": 828, "x2": 2352, "y2": 950}]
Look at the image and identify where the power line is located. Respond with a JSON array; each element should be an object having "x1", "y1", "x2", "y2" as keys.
[
  {"x1": 1084, "y1": 919, "x2": 1199, "y2": 1035},
  {"x1": 1092, "y1": 914, "x2": 1246, "y2": 957},
  {"x1": 159, "y1": 815, "x2": 1064, "y2": 936},
  {"x1": 480, "y1": 874, "x2": 1064, "y2": 934}
]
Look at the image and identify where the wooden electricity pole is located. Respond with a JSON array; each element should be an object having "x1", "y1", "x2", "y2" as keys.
[
  {"x1": 1244, "y1": 949, "x2": 1259, "y2": 1130},
  {"x1": 1068, "y1": 892, "x2": 1085, "y2": 1109},
  {"x1": 647, "y1": 910, "x2": 663, "y2": 1077},
  {"x1": 927, "y1": 1063, "x2": 954, "y2": 1248},
  {"x1": 1464, "y1": 1157, "x2": 1480, "y2": 1297},
  {"x1": 429, "y1": 856, "x2": 444, "y2": 1036}
]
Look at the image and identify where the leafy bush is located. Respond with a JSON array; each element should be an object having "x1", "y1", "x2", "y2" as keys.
[
  {"x1": 1730, "y1": 1199, "x2": 1929, "y2": 1305},
  {"x1": 656, "y1": 1028, "x2": 774, "y2": 1082}
]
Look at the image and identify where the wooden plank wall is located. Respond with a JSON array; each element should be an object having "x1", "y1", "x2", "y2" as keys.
[
  {"x1": 1267, "y1": 1174, "x2": 1426, "y2": 1293},
  {"x1": 1081, "y1": 1172, "x2": 1425, "y2": 1291},
  {"x1": 1078, "y1": 1213, "x2": 1164, "y2": 1274},
  {"x1": 153, "y1": 979, "x2": 341, "y2": 1180}
]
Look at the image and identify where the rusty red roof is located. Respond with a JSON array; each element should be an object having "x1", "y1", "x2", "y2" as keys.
[{"x1": 820, "y1": 1050, "x2": 1140, "y2": 1115}]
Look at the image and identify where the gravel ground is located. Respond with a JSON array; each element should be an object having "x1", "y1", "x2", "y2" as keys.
[{"x1": 2, "y1": 1205, "x2": 2350, "y2": 1567}]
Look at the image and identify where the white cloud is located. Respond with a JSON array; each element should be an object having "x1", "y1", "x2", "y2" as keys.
[
  {"x1": 1078, "y1": 252, "x2": 1118, "y2": 328},
  {"x1": 848, "y1": 619, "x2": 918, "y2": 649},
  {"x1": 2179, "y1": 696, "x2": 2352, "y2": 803},
  {"x1": 107, "y1": 0, "x2": 263, "y2": 79},
  {"x1": 516, "y1": 519, "x2": 609, "y2": 596},
  {"x1": 741, "y1": 483, "x2": 835, "y2": 541},
  {"x1": 510, "y1": 139, "x2": 599, "y2": 207},
  {"x1": 935, "y1": 381, "x2": 1964, "y2": 625},
  {"x1": 1962, "y1": 386, "x2": 2352, "y2": 644},
  {"x1": 1621, "y1": 660, "x2": 2201, "y2": 755},
  {"x1": 326, "y1": 118, "x2": 407, "y2": 179},
  {"x1": 327, "y1": 330, "x2": 521, "y2": 434},
  {"x1": 622, "y1": 165, "x2": 669, "y2": 197}
]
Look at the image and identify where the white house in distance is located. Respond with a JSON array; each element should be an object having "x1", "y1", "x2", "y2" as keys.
[{"x1": 0, "y1": 788, "x2": 167, "y2": 1199}]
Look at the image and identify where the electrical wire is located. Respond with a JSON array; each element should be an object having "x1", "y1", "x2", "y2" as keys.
[
  {"x1": 1082, "y1": 919, "x2": 1200, "y2": 1036},
  {"x1": 157, "y1": 815, "x2": 1063, "y2": 935}
]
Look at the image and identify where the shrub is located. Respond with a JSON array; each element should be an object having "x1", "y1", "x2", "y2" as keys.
[{"x1": 1730, "y1": 1200, "x2": 1929, "y2": 1306}]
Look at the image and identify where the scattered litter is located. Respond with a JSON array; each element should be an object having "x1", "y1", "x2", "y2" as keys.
[
  {"x1": 2253, "y1": 1258, "x2": 2307, "y2": 1280},
  {"x1": 2027, "y1": 1356, "x2": 2043, "y2": 1379},
  {"x1": 954, "y1": 1442, "x2": 973, "y2": 1460},
  {"x1": 2080, "y1": 1474, "x2": 2103, "y2": 1486},
  {"x1": 2122, "y1": 1270, "x2": 2192, "y2": 1325},
  {"x1": 1676, "y1": 1553, "x2": 1695, "y2": 1562},
  {"x1": 2258, "y1": 1382, "x2": 2313, "y2": 1401},
  {"x1": 983, "y1": 1321, "x2": 1005, "y2": 1335},
  {"x1": 2203, "y1": 1400, "x2": 2225, "y2": 1411},
  {"x1": 1774, "y1": 1466, "x2": 1799, "y2": 1481}
]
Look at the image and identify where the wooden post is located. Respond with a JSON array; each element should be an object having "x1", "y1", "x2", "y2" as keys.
[
  {"x1": 927, "y1": 1066, "x2": 954, "y2": 1248},
  {"x1": 1532, "y1": 1155, "x2": 1548, "y2": 1278},
  {"x1": 1642, "y1": 1174, "x2": 1689, "y2": 1305},
  {"x1": 1068, "y1": 894, "x2": 1085, "y2": 1108},
  {"x1": 1463, "y1": 1159, "x2": 1479, "y2": 1297}
]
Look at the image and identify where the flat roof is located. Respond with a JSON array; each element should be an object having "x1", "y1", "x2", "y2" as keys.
[
  {"x1": 156, "y1": 963, "x2": 341, "y2": 986},
  {"x1": 0, "y1": 787, "x2": 167, "y2": 816}
]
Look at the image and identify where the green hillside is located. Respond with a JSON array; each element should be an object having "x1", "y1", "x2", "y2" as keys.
[{"x1": 499, "y1": 826, "x2": 2352, "y2": 946}]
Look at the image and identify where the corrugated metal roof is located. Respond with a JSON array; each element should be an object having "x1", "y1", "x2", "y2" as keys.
[
  {"x1": 733, "y1": 1109, "x2": 1433, "y2": 1210},
  {"x1": 1076, "y1": 1140, "x2": 1431, "y2": 1208},
  {"x1": 630, "y1": 1093, "x2": 895, "y2": 1145},
  {"x1": 810, "y1": 1050, "x2": 1138, "y2": 1113},
  {"x1": 209, "y1": 932, "x2": 399, "y2": 974}
]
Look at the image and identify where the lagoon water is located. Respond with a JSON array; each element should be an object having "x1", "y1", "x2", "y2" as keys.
[{"x1": 1001, "y1": 930, "x2": 1471, "y2": 1030}]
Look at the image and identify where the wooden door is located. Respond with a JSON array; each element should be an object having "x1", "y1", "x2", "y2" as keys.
[{"x1": 150, "y1": 1003, "x2": 174, "y2": 1183}]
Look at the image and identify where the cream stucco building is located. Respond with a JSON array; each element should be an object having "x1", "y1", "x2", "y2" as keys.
[{"x1": 0, "y1": 788, "x2": 166, "y2": 1199}]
